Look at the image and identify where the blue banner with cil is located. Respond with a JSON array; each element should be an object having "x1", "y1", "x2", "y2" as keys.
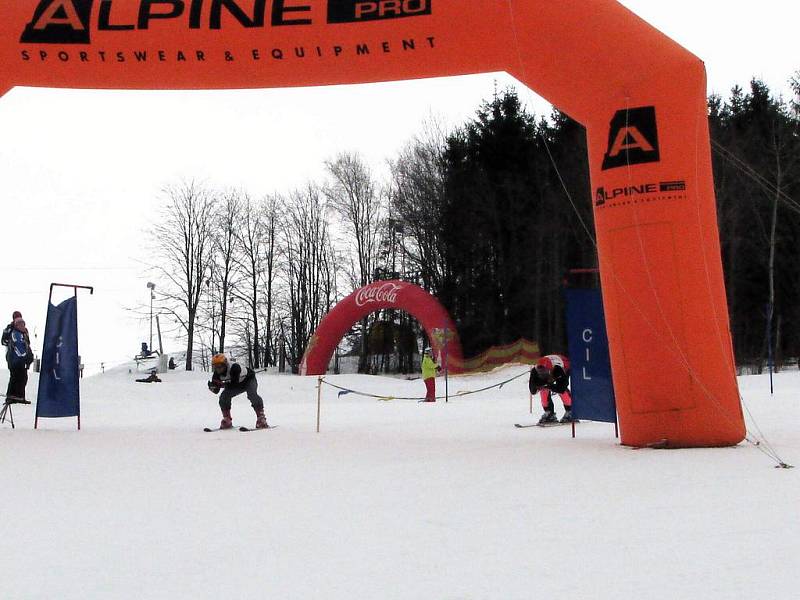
[
  {"x1": 566, "y1": 289, "x2": 616, "y2": 424},
  {"x1": 36, "y1": 297, "x2": 80, "y2": 419}
]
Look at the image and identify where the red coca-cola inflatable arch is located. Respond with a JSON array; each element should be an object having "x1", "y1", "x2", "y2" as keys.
[{"x1": 300, "y1": 281, "x2": 462, "y2": 376}]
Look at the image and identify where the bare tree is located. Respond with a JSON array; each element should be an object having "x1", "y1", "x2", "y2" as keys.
[
  {"x1": 324, "y1": 152, "x2": 384, "y2": 371},
  {"x1": 258, "y1": 195, "x2": 281, "y2": 367},
  {"x1": 207, "y1": 189, "x2": 242, "y2": 354},
  {"x1": 389, "y1": 119, "x2": 450, "y2": 292},
  {"x1": 232, "y1": 193, "x2": 265, "y2": 368},
  {"x1": 764, "y1": 106, "x2": 800, "y2": 371},
  {"x1": 227, "y1": 193, "x2": 283, "y2": 369},
  {"x1": 281, "y1": 185, "x2": 339, "y2": 371},
  {"x1": 325, "y1": 151, "x2": 384, "y2": 286},
  {"x1": 151, "y1": 182, "x2": 215, "y2": 371}
]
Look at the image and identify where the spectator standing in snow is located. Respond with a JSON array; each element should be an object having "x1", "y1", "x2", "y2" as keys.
[
  {"x1": 530, "y1": 354, "x2": 574, "y2": 425},
  {"x1": 208, "y1": 354, "x2": 268, "y2": 429},
  {"x1": 3, "y1": 315, "x2": 34, "y2": 403},
  {"x1": 421, "y1": 347, "x2": 441, "y2": 403}
]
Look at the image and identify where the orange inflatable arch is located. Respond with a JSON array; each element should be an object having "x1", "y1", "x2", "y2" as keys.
[{"x1": 0, "y1": 0, "x2": 746, "y2": 448}]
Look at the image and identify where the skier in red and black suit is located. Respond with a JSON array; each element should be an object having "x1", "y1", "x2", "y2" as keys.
[
  {"x1": 529, "y1": 355, "x2": 574, "y2": 425},
  {"x1": 208, "y1": 354, "x2": 269, "y2": 430}
]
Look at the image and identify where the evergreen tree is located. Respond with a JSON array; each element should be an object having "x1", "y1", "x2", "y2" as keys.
[
  {"x1": 438, "y1": 89, "x2": 595, "y2": 356},
  {"x1": 710, "y1": 79, "x2": 800, "y2": 367}
]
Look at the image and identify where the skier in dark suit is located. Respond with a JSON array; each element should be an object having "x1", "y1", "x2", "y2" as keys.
[{"x1": 208, "y1": 353, "x2": 268, "y2": 430}]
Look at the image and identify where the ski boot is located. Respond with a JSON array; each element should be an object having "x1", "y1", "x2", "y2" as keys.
[
  {"x1": 220, "y1": 408, "x2": 233, "y2": 430},
  {"x1": 538, "y1": 410, "x2": 558, "y2": 425},
  {"x1": 255, "y1": 407, "x2": 269, "y2": 430},
  {"x1": 560, "y1": 409, "x2": 576, "y2": 424}
]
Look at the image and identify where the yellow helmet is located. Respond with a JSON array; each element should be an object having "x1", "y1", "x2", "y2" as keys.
[{"x1": 211, "y1": 354, "x2": 228, "y2": 368}]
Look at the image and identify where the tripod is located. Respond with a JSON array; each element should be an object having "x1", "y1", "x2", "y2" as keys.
[{"x1": 0, "y1": 398, "x2": 16, "y2": 429}]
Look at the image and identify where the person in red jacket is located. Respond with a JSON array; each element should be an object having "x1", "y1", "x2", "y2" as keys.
[{"x1": 529, "y1": 354, "x2": 573, "y2": 425}]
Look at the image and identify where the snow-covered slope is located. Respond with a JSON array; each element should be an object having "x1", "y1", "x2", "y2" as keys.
[{"x1": 0, "y1": 366, "x2": 797, "y2": 599}]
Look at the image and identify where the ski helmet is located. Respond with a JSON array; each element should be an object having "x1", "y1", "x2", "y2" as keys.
[
  {"x1": 535, "y1": 356, "x2": 553, "y2": 376},
  {"x1": 212, "y1": 354, "x2": 228, "y2": 368}
]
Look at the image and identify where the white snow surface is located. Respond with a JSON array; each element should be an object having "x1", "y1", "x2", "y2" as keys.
[{"x1": 1, "y1": 365, "x2": 797, "y2": 600}]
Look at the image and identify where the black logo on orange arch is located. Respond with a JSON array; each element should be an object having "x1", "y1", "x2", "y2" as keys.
[
  {"x1": 595, "y1": 180, "x2": 687, "y2": 208},
  {"x1": 19, "y1": 1, "x2": 433, "y2": 45},
  {"x1": 20, "y1": 0, "x2": 93, "y2": 44},
  {"x1": 595, "y1": 187, "x2": 606, "y2": 207},
  {"x1": 328, "y1": 0, "x2": 431, "y2": 23},
  {"x1": 602, "y1": 106, "x2": 660, "y2": 171}
]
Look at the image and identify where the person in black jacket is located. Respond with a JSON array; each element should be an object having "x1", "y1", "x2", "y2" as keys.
[
  {"x1": 529, "y1": 354, "x2": 573, "y2": 425},
  {"x1": 208, "y1": 353, "x2": 268, "y2": 430},
  {"x1": 4, "y1": 315, "x2": 34, "y2": 403}
]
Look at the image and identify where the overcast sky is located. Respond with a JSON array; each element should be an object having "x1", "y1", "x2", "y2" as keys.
[{"x1": 0, "y1": 0, "x2": 796, "y2": 372}]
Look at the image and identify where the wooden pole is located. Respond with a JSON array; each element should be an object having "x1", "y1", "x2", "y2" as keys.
[{"x1": 316, "y1": 376, "x2": 322, "y2": 433}]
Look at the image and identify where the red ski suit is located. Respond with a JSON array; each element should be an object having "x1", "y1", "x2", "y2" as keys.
[{"x1": 529, "y1": 355, "x2": 572, "y2": 411}]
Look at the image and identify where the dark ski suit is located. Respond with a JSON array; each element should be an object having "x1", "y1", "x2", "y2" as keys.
[{"x1": 210, "y1": 363, "x2": 264, "y2": 412}]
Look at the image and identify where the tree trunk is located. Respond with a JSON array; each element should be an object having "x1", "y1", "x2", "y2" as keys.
[
  {"x1": 219, "y1": 287, "x2": 227, "y2": 354},
  {"x1": 359, "y1": 317, "x2": 368, "y2": 373},
  {"x1": 775, "y1": 313, "x2": 783, "y2": 373},
  {"x1": 766, "y1": 145, "x2": 782, "y2": 377},
  {"x1": 265, "y1": 247, "x2": 274, "y2": 366},
  {"x1": 185, "y1": 312, "x2": 195, "y2": 371},
  {"x1": 251, "y1": 269, "x2": 260, "y2": 369}
]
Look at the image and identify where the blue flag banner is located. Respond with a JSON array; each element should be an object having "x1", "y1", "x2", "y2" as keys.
[
  {"x1": 566, "y1": 289, "x2": 617, "y2": 424},
  {"x1": 36, "y1": 297, "x2": 80, "y2": 419}
]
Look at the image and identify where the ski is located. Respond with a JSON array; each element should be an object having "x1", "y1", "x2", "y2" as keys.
[
  {"x1": 239, "y1": 425, "x2": 278, "y2": 432},
  {"x1": 515, "y1": 421, "x2": 577, "y2": 429},
  {"x1": 204, "y1": 425, "x2": 277, "y2": 432}
]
